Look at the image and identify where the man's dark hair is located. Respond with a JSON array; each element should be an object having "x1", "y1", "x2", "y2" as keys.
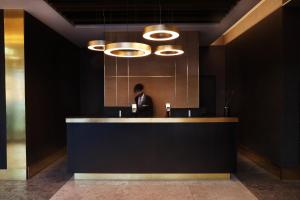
[{"x1": 134, "y1": 83, "x2": 144, "y2": 93}]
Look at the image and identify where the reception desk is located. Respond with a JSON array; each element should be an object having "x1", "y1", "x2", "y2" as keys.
[{"x1": 66, "y1": 117, "x2": 238, "y2": 180}]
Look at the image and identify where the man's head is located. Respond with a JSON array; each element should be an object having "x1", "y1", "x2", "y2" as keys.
[{"x1": 134, "y1": 83, "x2": 144, "y2": 96}]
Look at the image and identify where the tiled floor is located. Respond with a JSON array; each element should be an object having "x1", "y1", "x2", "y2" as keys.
[
  {"x1": 0, "y1": 155, "x2": 299, "y2": 200},
  {"x1": 50, "y1": 177, "x2": 257, "y2": 200},
  {"x1": 237, "y1": 156, "x2": 300, "y2": 200},
  {"x1": 0, "y1": 158, "x2": 72, "y2": 200}
]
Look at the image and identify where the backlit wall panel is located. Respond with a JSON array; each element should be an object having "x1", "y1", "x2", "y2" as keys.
[{"x1": 104, "y1": 32, "x2": 199, "y2": 117}]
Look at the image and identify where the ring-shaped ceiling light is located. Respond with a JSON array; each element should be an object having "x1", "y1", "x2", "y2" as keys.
[
  {"x1": 155, "y1": 45, "x2": 184, "y2": 56},
  {"x1": 104, "y1": 42, "x2": 151, "y2": 58},
  {"x1": 87, "y1": 40, "x2": 106, "y2": 51},
  {"x1": 143, "y1": 24, "x2": 179, "y2": 41}
]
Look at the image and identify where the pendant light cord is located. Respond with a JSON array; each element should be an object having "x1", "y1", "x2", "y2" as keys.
[
  {"x1": 126, "y1": 0, "x2": 129, "y2": 41},
  {"x1": 159, "y1": 0, "x2": 162, "y2": 24},
  {"x1": 102, "y1": 9, "x2": 106, "y2": 39},
  {"x1": 103, "y1": 10, "x2": 106, "y2": 33}
]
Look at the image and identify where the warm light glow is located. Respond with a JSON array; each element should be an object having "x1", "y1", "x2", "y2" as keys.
[
  {"x1": 143, "y1": 24, "x2": 179, "y2": 41},
  {"x1": 87, "y1": 40, "x2": 106, "y2": 51},
  {"x1": 132, "y1": 104, "x2": 137, "y2": 113},
  {"x1": 282, "y1": 0, "x2": 292, "y2": 7},
  {"x1": 104, "y1": 42, "x2": 151, "y2": 58},
  {"x1": 165, "y1": 103, "x2": 171, "y2": 112},
  {"x1": 155, "y1": 45, "x2": 184, "y2": 56},
  {"x1": 0, "y1": 10, "x2": 27, "y2": 181},
  {"x1": 211, "y1": 0, "x2": 286, "y2": 45}
]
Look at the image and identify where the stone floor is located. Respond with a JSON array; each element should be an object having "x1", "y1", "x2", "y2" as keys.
[
  {"x1": 50, "y1": 177, "x2": 256, "y2": 200},
  {"x1": 237, "y1": 156, "x2": 300, "y2": 200},
  {"x1": 0, "y1": 155, "x2": 299, "y2": 200},
  {"x1": 0, "y1": 158, "x2": 72, "y2": 200}
]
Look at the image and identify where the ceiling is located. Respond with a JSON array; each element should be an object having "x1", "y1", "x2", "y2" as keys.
[
  {"x1": 45, "y1": 0, "x2": 240, "y2": 25},
  {"x1": 0, "y1": 0, "x2": 260, "y2": 46},
  {"x1": 287, "y1": 0, "x2": 300, "y2": 7}
]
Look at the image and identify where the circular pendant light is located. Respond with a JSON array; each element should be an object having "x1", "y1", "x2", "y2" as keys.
[
  {"x1": 88, "y1": 40, "x2": 106, "y2": 51},
  {"x1": 143, "y1": 24, "x2": 179, "y2": 41},
  {"x1": 104, "y1": 42, "x2": 151, "y2": 58},
  {"x1": 155, "y1": 45, "x2": 184, "y2": 56}
]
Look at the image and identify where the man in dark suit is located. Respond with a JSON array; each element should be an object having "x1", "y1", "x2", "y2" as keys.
[{"x1": 134, "y1": 83, "x2": 153, "y2": 117}]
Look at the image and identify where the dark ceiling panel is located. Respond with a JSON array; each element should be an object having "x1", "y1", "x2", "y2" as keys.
[{"x1": 45, "y1": 0, "x2": 240, "y2": 25}]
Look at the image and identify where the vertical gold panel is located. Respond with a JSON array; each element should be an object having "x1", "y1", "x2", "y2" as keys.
[{"x1": 0, "y1": 10, "x2": 27, "y2": 180}]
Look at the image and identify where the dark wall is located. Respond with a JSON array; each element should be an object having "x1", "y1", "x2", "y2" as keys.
[
  {"x1": 24, "y1": 13, "x2": 81, "y2": 168},
  {"x1": 199, "y1": 75, "x2": 216, "y2": 116},
  {"x1": 199, "y1": 46, "x2": 226, "y2": 116},
  {"x1": 226, "y1": 9, "x2": 284, "y2": 166},
  {"x1": 281, "y1": 6, "x2": 300, "y2": 167},
  {"x1": 0, "y1": 10, "x2": 7, "y2": 169},
  {"x1": 79, "y1": 49, "x2": 104, "y2": 115},
  {"x1": 226, "y1": 7, "x2": 300, "y2": 167}
]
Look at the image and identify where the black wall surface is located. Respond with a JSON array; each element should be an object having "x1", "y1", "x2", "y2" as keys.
[
  {"x1": 0, "y1": 10, "x2": 7, "y2": 169},
  {"x1": 24, "y1": 13, "x2": 81, "y2": 169},
  {"x1": 199, "y1": 46, "x2": 226, "y2": 116},
  {"x1": 199, "y1": 76, "x2": 216, "y2": 116},
  {"x1": 79, "y1": 49, "x2": 104, "y2": 115},
  {"x1": 282, "y1": 6, "x2": 300, "y2": 167},
  {"x1": 226, "y1": 7, "x2": 300, "y2": 167},
  {"x1": 226, "y1": 9, "x2": 283, "y2": 166}
]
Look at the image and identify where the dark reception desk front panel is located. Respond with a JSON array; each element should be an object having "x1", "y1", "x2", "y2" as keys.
[{"x1": 66, "y1": 118, "x2": 238, "y2": 179}]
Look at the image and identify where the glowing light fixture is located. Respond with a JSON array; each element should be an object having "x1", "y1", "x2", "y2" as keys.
[
  {"x1": 155, "y1": 45, "x2": 184, "y2": 56},
  {"x1": 104, "y1": 42, "x2": 151, "y2": 58},
  {"x1": 87, "y1": 40, "x2": 106, "y2": 51},
  {"x1": 87, "y1": 10, "x2": 107, "y2": 51},
  {"x1": 143, "y1": 24, "x2": 179, "y2": 41}
]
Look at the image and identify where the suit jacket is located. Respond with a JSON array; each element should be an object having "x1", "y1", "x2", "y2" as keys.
[{"x1": 135, "y1": 93, "x2": 153, "y2": 117}]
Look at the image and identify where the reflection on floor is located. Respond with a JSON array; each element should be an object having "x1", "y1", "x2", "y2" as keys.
[
  {"x1": 0, "y1": 142, "x2": 27, "y2": 180},
  {"x1": 7, "y1": 142, "x2": 26, "y2": 168},
  {"x1": 0, "y1": 157, "x2": 72, "y2": 200},
  {"x1": 237, "y1": 155, "x2": 300, "y2": 200},
  {"x1": 0, "y1": 155, "x2": 299, "y2": 200}
]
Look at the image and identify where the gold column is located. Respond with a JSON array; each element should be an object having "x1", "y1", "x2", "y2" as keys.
[{"x1": 0, "y1": 10, "x2": 27, "y2": 180}]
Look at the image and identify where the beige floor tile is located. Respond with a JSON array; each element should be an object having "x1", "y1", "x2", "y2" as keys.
[{"x1": 51, "y1": 179, "x2": 257, "y2": 200}]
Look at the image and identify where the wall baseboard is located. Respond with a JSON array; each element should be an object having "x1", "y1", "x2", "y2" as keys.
[
  {"x1": 238, "y1": 145, "x2": 300, "y2": 180},
  {"x1": 27, "y1": 148, "x2": 66, "y2": 178}
]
